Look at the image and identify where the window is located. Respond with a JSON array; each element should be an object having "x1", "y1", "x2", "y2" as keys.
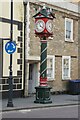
[
  {"x1": 47, "y1": 55, "x2": 55, "y2": 80},
  {"x1": 65, "y1": 18, "x2": 73, "y2": 42},
  {"x1": 62, "y1": 56, "x2": 71, "y2": 80},
  {"x1": 29, "y1": 64, "x2": 33, "y2": 80}
]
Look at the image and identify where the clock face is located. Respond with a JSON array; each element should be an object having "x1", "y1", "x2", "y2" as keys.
[
  {"x1": 46, "y1": 20, "x2": 53, "y2": 33},
  {"x1": 35, "y1": 20, "x2": 45, "y2": 33}
]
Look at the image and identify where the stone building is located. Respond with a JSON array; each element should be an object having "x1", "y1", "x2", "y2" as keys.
[{"x1": 0, "y1": 0, "x2": 79, "y2": 98}]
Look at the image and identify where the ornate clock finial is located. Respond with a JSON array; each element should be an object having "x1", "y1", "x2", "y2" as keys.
[{"x1": 42, "y1": 4, "x2": 46, "y2": 9}]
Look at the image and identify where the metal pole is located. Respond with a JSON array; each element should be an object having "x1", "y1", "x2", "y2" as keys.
[
  {"x1": 7, "y1": 0, "x2": 13, "y2": 107},
  {"x1": 34, "y1": 36, "x2": 52, "y2": 103},
  {"x1": 40, "y1": 37, "x2": 47, "y2": 86}
]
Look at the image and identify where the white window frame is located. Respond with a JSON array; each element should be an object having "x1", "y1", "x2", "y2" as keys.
[
  {"x1": 47, "y1": 55, "x2": 55, "y2": 81},
  {"x1": 65, "y1": 18, "x2": 73, "y2": 42},
  {"x1": 62, "y1": 56, "x2": 71, "y2": 80}
]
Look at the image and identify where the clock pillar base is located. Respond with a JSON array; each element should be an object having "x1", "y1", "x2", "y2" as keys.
[{"x1": 34, "y1": 86, "x2": 52, "y2": 104}]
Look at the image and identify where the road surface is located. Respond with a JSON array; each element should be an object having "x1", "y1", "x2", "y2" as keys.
[{"x1": 1, "y1": 105, "x2": 79, "y2": 118}]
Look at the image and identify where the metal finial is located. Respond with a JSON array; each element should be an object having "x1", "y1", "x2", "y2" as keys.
[
  {"x1": 43, "y1": 4, "x2": 46, "y2": 9},
  {"x1": 39, "y1": 6, "x2": 41, "y2": 11},
  {"x1": 50, "y1": 8, "x2": 52, "y2": 12}
]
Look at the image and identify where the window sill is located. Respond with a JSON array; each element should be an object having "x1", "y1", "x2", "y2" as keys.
[
  {"x1": 62, "y1": 77, "x2": 71, "y2": 80},
  {"x1": 47, "y1": 78, "x2": 55, "y2": 81},
  {"x1": 65, "y1": 39, "x2": 74, "y2": 43}
]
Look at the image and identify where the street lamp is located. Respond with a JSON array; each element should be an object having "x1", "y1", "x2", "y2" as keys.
[{"x1": 33, "y1": 6, "x2": 55, "y2": 103}]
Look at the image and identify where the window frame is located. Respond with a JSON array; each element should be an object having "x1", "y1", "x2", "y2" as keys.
[
  {"x1": 47, "y1": 55, "x2": 55, "y2": 81},
  {"x1": 65, "y1": 18, "x2": 73, "y2": 42},
  {"x1": 62, "y1": 56, "x2": 71, "y2": 80}
]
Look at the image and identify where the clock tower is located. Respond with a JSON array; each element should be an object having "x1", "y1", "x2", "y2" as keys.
[
  {"x1": 33, "y1": 5, "x2": 55, "y2": 103},
  {"x1": 33, "y1": 6, "x2": 55, "y2": 39}
]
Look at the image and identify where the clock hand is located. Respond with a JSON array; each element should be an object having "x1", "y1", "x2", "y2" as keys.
[{"x1": 39, "y1": 23, "x2": 43, "y2": 28}]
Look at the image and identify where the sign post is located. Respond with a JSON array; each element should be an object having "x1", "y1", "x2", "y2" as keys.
[
  {"x1": 1, "y1": 0, "x2": 16, "y2": 107},
  {"x1": 6, "y1": 0, "x2": 14, "y2": 107}
]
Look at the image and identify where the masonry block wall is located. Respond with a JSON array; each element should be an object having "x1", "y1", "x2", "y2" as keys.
[
  {"x1": 29, "y1": 3, "x2": 41, "y2": 56},
  {"x1": 78, "y1": 19, "x2": 80, "y2": 79}
]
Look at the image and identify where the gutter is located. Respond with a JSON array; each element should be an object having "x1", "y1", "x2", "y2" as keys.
[
  {"x1": 23, "y1": 1, "x2": 30, "y2": 97},
  {"x1": 23, "y1": 1, "x2": 26, "y2": 97}
]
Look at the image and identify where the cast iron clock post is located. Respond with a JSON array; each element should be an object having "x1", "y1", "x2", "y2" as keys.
[{"x1": 33, "y1": 6, "x2": 55, "y2": 103}]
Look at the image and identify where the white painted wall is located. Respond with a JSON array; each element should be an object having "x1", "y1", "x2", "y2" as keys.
[{"x1": 0, "y1": 1, "x2": 24, "y2": 77}]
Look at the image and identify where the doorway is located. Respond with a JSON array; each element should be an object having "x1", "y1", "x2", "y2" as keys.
[{"x1": 28, "y1": 63, "x2": 39, "y2": 94}]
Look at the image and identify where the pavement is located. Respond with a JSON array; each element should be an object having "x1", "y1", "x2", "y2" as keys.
[{"x1": 1, "y1": 94, "x2": 80, "y2": 112}]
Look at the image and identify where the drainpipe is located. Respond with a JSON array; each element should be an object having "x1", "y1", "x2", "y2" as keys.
[{"x1": 23, "y1": 1, "x2": 30, "y2": 97}]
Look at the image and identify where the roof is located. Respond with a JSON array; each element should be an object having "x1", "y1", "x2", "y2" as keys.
[
  {"x1": 33, "y1": 7, "x2": 55, "y2": 19},
  {"x1": 25, "y1": 0, "x2": 79, "y2": 14}
]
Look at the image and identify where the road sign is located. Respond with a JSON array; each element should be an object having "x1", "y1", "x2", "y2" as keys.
[{"x1": 5, "y1": 41, "x2": 16, "y2": 54}]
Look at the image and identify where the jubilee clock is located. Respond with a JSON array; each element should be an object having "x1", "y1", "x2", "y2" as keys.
[
  {"x1": 33, "y1": 7, "x2": 55, "y2": 38},
  {"x1": 35, "y1": 19, "x2": 45, "y2": 33},
  {"x1": 46, "y1": 20, "x2": 53, "y2": 33},
  {"x1": 33, "y1": 6, "x2": 55, "y2": 104}
]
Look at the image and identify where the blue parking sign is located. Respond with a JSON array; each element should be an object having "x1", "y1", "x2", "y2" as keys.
[{"x1": 5, "y1": 41, "x2": 16, "y2": 54}]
